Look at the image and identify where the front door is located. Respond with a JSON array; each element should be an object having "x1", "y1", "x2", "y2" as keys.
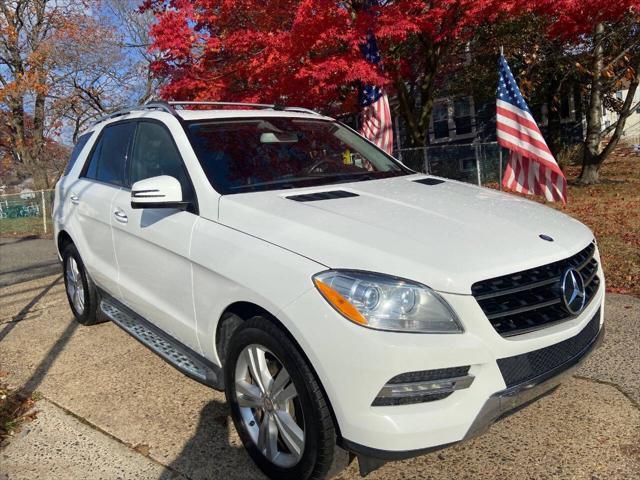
[
  {"x1": 110, "y1": 120, "x2": 200, "y2": 352},
  {"x1": 69, "y1": 122, "x2": 136, "y2": 295}
]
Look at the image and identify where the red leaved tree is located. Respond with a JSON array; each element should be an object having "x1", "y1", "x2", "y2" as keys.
[{"x1": 146, "y1": 0, "x2": 526, "y2": 147}]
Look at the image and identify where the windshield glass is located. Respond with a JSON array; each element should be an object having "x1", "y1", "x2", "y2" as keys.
[{"x1": 186, "y1": 118, "x2": 410, "y2": 194}]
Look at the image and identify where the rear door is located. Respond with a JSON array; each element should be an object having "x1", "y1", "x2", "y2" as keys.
[
  {"x1": 110, "y1": 120, "x2": 200, "y2": 351},
  {"x1": 67, "y1": 122, "x2": 135, "y2": 295}
]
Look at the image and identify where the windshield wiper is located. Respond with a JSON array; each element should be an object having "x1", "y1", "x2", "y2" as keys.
[{"x1": 227, "y1": 170, "x2": 408, "y2": 193}]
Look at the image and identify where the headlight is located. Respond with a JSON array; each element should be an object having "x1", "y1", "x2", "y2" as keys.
[{"x1": 313, "y1": 270, "x2": 463, "y2": 333}]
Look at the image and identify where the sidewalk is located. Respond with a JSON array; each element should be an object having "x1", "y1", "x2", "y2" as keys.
[
  {"x1": 1, "y1": 400, "x2": 169, "y2": 480},
  {"x1": 1, "y1": 275, "x2": 639, "y2": 479}
]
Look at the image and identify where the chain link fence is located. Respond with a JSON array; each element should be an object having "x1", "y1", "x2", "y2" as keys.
[
  {"x1": 0, "y1": 189, "x2": 55, "y2": 237},
  {"x1": 395, "y1": 141, "x2": 506, "y2": 187}
]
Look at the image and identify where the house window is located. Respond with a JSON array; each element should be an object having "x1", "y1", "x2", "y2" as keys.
[
  {"x1": 454, "y1": 98, "x2": 473, "y2": 135},
  {"x1": 561, "y1": 95, "x2": 571, "y2": 119},
  {"x1": 430, "y1": 97, "x2": 476, "y2": 142},
  {"x1": 433, "y1": 103, "x2": 449, "y2": 139},
  {"x1": 540, "y1": 87, "x2": 577, "y2": 125},
  {"x1": 459, "y1": 157, "x2": 476, "y2": 172}
]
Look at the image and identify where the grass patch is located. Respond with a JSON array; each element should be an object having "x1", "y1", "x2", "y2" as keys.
[{"x1": 0, "y1": 216, "x2": 52, "y2": 238}]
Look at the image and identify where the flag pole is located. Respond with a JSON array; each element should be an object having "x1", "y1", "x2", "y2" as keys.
[
  {"x1": 499, "y1": 45, "x2": 504, "y2": 189},
  {"x1": 498, "y1": 147, "x2": 503, "y2": 190}
]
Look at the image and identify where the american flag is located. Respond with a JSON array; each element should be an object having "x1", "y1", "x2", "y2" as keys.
[
  {"x1": 359, "y1": 33, "x2": 393, "y2": 155},
  {"x1": 497, "y1": 55, "x2": 567, "y2": 203}
]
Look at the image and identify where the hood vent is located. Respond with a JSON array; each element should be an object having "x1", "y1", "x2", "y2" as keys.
[
  {"x1": 414, "y1": 178, "x2": 445, "y2": 186},
  {"x1": 286, "y1": 190, "x2": 359, "y2": 202}
]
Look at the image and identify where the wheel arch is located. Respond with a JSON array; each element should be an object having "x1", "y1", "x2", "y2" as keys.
[
  {"x1": 57, "y1": 229, "x2": 74, "y2": 256},
  {"x1": 215, "y1": 300, "x2": 344, "y2": 440}
]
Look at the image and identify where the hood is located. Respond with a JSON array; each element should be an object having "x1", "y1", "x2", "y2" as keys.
[{"x1": 218, "y1": 175, "x2": 594, "y2": 294}]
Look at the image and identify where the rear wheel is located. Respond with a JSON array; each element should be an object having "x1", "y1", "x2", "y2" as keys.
[
  {"x1": 62, "y1": 243, "x2": 102, "y2": 325},
  {"x1": 224, "y1": 317, "x2": 340, "y2": 480}
]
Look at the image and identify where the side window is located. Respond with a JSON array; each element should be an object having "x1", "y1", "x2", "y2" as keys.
[
  {"x1": 83, "y1": 122, "x2": 135, "y2": 186},
  {"x1": 130, "y1": 122, "x2": 193, "y2": 201},
  {"x1": 64, "y1": 132, "x2": 92, "y2": 176}
]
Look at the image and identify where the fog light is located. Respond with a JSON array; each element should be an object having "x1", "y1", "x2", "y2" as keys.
[{"x1": 372, "y1": 366, "x2": 474, "y2": 406}]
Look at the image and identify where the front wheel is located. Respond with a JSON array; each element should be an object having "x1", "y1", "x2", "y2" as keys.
[{"x1": 224, "y1": 317, "x2": 341, "y2": 480}]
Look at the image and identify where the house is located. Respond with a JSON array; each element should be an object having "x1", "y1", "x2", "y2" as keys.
[{"x1": 388, "y1": 83, "x2": 585, "y2": 182}]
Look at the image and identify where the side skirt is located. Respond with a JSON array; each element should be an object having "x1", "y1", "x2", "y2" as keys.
[{"x1": 98, "y1": 290, "x2": 224, "y2": 391}]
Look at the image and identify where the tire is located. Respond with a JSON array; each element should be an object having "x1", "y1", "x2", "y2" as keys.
[
  {"x1": 224, "y1": 317, "x2": 340, "y2": 480},
  {"x1": 62, "y1": 243, "x2": 102, "y2": 326}
]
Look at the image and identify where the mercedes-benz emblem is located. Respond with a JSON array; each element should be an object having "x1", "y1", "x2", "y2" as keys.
[{"x1": 561, "y1": 268, "x2": 586, "y2": 315}]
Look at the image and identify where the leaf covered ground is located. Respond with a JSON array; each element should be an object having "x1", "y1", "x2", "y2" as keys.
[{"x1": 0, "y1": 371, "x2": 39, "y2": 446}]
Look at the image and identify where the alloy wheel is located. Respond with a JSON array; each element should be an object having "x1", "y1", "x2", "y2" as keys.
[
  {"x1": 234, "y1": 344, "x2": 305, "y2": 468},
  {"x1": 66, "y1": 257, "x2": 85, "y2": 315}
]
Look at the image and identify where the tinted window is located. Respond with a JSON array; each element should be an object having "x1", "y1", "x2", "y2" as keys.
[
  {"x1": 187, "y1": 118, "x2": 409, "y2": 194},
  {"x1": 130, "y1": 122, "x2": 193, "y2": 201},
  {"x1": 84, "y1": 123, "x2": 135, "y2": 186},
  {"x1": 64, "y1": 133, "x2": 92, "y2": 176},
  {"x1": 433, "y1": 103, "x2": 449, "y2": 139},
  {"x1": 454, "y1": 98, "x2": 472, "y2": 135}
]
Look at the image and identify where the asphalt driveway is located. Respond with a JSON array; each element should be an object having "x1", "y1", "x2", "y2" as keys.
[
  {"x1": 0, "y1": 275, "x2": 638, "y2": 479},
  {"x1": 0, "y1": 237, "x2": 60, "y2": 287}
]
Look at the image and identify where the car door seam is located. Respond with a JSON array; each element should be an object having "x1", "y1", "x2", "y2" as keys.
[{"x1": 189, "y1": 216, "x2": 205, "y2": 355}]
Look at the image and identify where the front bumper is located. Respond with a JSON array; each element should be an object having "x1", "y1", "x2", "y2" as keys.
[
  {"x1": 280, "y1": 266, "x2": 605, "y2": 471},
  {"x1": 465, "y1": 314, "x2": 604, "y2": 441},
  {"x1": 339, "y1": 310, "x2": 604, "y2": 475}
]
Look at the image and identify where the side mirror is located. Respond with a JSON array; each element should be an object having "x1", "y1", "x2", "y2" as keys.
[{"x1": 131, "y1": 175, "x2": 188, "y2": 210}]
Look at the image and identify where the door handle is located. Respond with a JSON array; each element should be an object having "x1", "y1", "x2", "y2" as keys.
[
  {"x1": 69, "y1": 193, "x2": 80, "y2": 205},
  {"x1": 113, "y1": 209, "x2": 128, "y2": 223}
]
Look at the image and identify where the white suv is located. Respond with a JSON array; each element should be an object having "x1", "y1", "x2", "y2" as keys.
[{"x1": 53, "y1": 101, "x2": 604, "y2": 479}]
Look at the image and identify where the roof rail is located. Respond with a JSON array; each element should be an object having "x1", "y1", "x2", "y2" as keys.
[
  {"x1": 90, "y1": 99, "x2": 320, "y2": 127},
  {"x1": 91, "y1": 100, "x2": 178, "y2": 127},
  {"x1": 143, "y1": 99, "x2": 178, "y2": 115},
  {"x1": 168, "y1": 101, "x2": 320, "y2": 115}
]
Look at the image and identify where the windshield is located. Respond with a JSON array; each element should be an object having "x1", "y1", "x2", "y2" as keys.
[{"x1": 186, "y1": 118, "x2": 410, "y2": 194}]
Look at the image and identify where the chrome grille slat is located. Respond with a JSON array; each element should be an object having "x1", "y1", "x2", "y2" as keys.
[
  {"x1": 475, "y1": 276, "x2": 560, "y2": 301},
  {"x1": 583, "y1": 268, "x2": 598, "y2": 287},
  {"x1": 576, "y1": 255, "x2": 594, "y2": 271},
  {"x1": 486, "y1": 298, "x2": 562, "y2": 320},
  {"x1": 472, "y1": 242, "x2": 600, "y2": 337}
]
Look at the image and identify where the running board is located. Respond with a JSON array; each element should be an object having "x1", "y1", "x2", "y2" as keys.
[{"x1": 99, "y1": 296, "x2": 224, "y2": 390}]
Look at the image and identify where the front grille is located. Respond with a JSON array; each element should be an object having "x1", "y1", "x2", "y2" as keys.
[
  {"x1": 471, "y1": 242, "x2": 599, "y2": 336},
  {"x1": 497, "y1": 308, "x2": 601, "y2": 388}
]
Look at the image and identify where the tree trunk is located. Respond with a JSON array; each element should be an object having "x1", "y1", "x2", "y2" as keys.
[
  {"x1": 578, "y1": 23, "x2": 640, "y2": 185},
  {"x1": 593, "y1": 59, "x2": 640, "y2": 165},
  {"x1": 578, "y1": 162, "x2": 599, "y2": 184},
  {"x1": 31, "y1": 92, "x2": 49, "y2": 189},
  {"x1": 578, "y1": 22, "x2": 605, "y2": 185},
  {"x1": 395, "y1": 41, "x2": 441, "y2": 147}
]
